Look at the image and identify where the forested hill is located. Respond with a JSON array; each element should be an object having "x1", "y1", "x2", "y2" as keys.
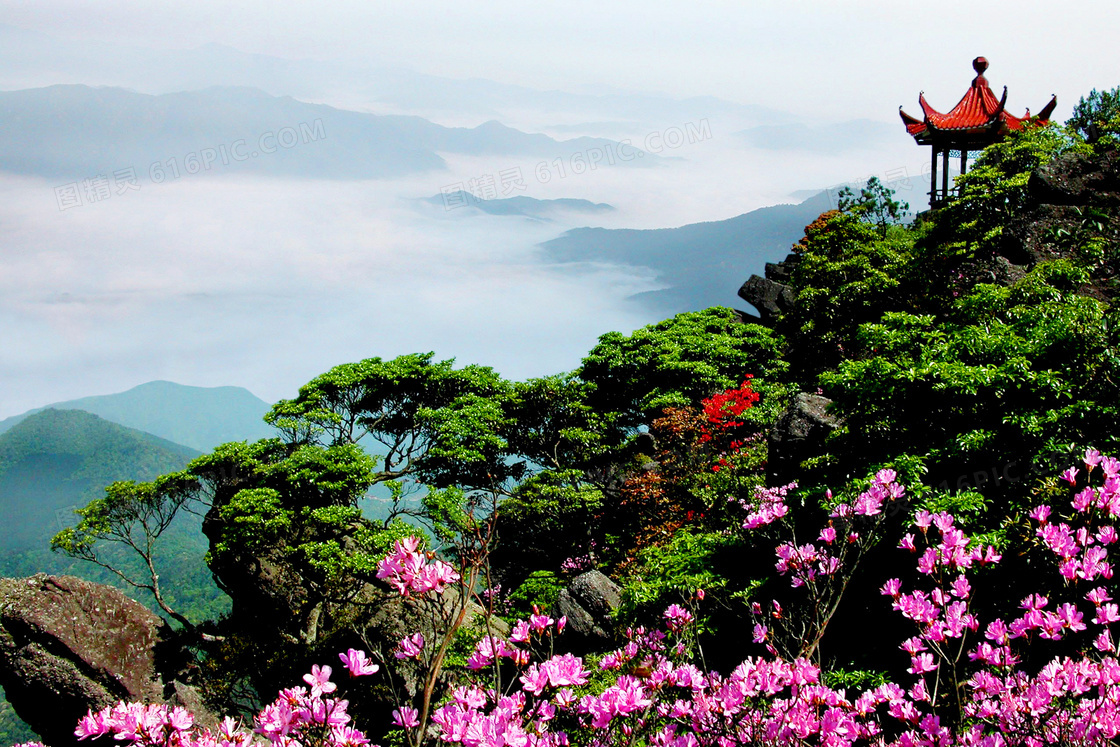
[
  {"x1": 0, "y1": 408, "x2": 198, "y2": 551},
  {"x1": 0, "y1": 380, "x2": 274, "y2": 452}
]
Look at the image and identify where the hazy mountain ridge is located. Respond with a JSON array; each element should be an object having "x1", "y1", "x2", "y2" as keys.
[
  {"x1": 542, "y1": 191, "x2": 834, "y2": 313},
  {"x1": 424, "y1": 191, "x2": 615, "y2": 219},
  {"x1": 0, "y1": 84, "x2": 650, "y2": 180},
  {"x1": 0, "y1": 380, "x2": 274, "y2": 452},
  {"x1": 0, "y1": 26, "x2": 793, "y2": 132}
]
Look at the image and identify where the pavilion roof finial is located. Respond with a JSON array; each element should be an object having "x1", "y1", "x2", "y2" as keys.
[{"x1": 972, "y1": 56, "x2": 989, "y2": 77}]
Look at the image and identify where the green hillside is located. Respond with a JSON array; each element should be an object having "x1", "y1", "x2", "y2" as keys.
[
  {"x1": 0, "y1": 408, "x2": 228, "y2": 618},
  {"x1": 0, "y1": 408, "x2": 196, "y2": 547},
  {"x1": 0, "y1": 380, "x2": 275, "y2": 452}
]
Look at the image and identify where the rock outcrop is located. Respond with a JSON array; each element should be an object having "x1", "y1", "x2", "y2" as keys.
[
  {"x1": 768, "y1": 393, "x2": 842, "y2": 484},
  {"x1": 554, "y1": 570, "x2": 621, "y2": 652},
  {"x1": 1028, "y1": 149, "x2": 1120, "y2": 209},
  {"x1": 1001, "y1": 148, "x2": 1120, "y2": 302},
  {"x1": 0, "y1": 575, "x2": 214, "y2": 747},
  {"x1": 737, "y1": 255, "x2": 800, "y2": 327}
]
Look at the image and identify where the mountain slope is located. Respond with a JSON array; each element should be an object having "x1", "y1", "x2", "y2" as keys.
[
  {"x1": 0, "y1": 408, "x2": 198, "y2": 550},
  {"x1": 541, "y1": 191, "x2": 833, "y2": 314},
  {"x1": 0, "y1": 407, "x2": 227, "y2": 619},
  {"x1": 0, "y1": 380, "x2": 274, "y2": 452},
  {"x1": 0, "y1": 85, "x2": 648, "y2": 180}
]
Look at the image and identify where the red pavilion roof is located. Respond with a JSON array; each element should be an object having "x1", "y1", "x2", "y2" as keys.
[{"x1": 900, "y1": 57, "x2": 1056, "y2": 147}]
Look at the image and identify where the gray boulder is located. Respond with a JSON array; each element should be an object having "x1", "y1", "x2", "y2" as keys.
[
  {"x1": 737, "y1": 275, "x2": 795, "y2": 326},
  {"x1": 768, "y1": 393, "x2": 842, "y2": 483},
  {"x1": 0, "y1": 575, "x2": 218, "y2": 747},
  {"x1": 553, "y1": 570, "x2": 621, "y2": 652}
]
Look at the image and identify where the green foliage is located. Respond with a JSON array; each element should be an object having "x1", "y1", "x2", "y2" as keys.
[
  {"x1": 265, "y1": 353, "x2": 517, "y2": 489},
  {"x1": 215, "y1": 488, "x2": 290, "y2": 554},
  {"x1": 942, "y1": 122, "x2": 1089, "y2": 254},
  {"x1": 491, "y1": 470, "x2": 603, "y2": 580},
  {"x1": 507, "y1": 570, "x2": 564, "y2": 620},
  {"x1": 817, "y1": 260, "x2": 1120, "y2": 519},
  {"x1": 1067, "y1": 85, "x2": 1120, "y2": 147},
  {"x1": 1045, "y1": 205, "x2": 1120, "y2": 275},
  {"x1": 821, "y1": 668, "x2": 888, "y2": 691},
  {"x1": 620, "y1": 528, "x2": 733, "y2": 624},
  {"x1": 782, "y1": 210, "x2": 919, "y2": 379},
  {"x1": 579, "y1": 307, "x2": 790, "y2": 434},
  {"x1": 503, "y1": 374, "x2": 602, "y2": 472},
  {"x1": 0, "y1": 687, "x2": 36, "y2": 747},
  {"x1": 836, "y1": 176, "x2": 910, "y2": 238}
]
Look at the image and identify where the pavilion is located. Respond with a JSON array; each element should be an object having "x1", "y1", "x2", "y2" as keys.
[{"x1": 900, "y1": 57, "x2": 1056, "y2": 208}]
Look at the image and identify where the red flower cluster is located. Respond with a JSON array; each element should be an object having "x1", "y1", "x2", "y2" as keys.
[{"x1": 698, "y1": 377, "x2": 759, "y2": 446}]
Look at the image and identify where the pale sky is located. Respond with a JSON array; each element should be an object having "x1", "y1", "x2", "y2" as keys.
[{"x1": 2, "y1": 1, "x2": 1115, "y2": 121}]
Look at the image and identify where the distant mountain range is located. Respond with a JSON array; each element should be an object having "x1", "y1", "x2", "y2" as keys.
[
  {"x1": 0, "y1": 380, "x2": 274, "y2": 452},
  {"x1": 0, "y1": 25, "x2": 794, "y2": 131},
  {"x1": 542, "y1": 190, "x2": 834, "y2": 314},
  {"x1": 0, "y1": 84, "x2": 651, "y2": 180},
  {"x1": 425, "y1": 191, "x2": 615, "y2": 219}
]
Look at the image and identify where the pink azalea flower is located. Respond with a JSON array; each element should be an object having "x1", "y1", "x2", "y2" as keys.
[
  {"x1": 908, "y1": 653, "x2": 937, "y2": 674},
  {"x1": 510, "y1": 619, "x2": 532, "y2": 643},
  {"x1": 662, "y1": 604, "x2": 693, "y2": 632},
  {"x1": 395, "y1": 633, "x2": 425, "y2": 660},
  {"x1": 392, "y1": 706, "x2": 419, "y2": 729},
  {"x1": 339, "y1": 648, "x2": 379, "y2": 677},
  {"x1": 302, "y1": 664, "x2": 337, "y2": 698}
]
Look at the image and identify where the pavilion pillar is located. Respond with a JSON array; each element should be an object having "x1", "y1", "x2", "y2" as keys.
[
  {"x1": 941, "y1": 149, "x2": 950, "y2": 205},
  {"x1": 930, "y1": 147, "x2": 938, "y2": 207}
]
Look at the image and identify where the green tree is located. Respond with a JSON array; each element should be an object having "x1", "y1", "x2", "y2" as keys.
[
  {"x1": 1067, "y1": 85, "x2": 1120, "y2": 145},
  {"x1": 492, "y1": 308, "x2": 791, "y2": 586},
  {"x1": 52, "y1": 473, "x2": 202, "y2": 630},
  {"x1": 780, "y1": 210, "x2": 918, "y2": 381},
  {"x1": 578, "y1": 307, "x2": 790, "y2": 436},
  {"x1": 835, "y1": 176, "x2": 910, "y2": 238}
]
